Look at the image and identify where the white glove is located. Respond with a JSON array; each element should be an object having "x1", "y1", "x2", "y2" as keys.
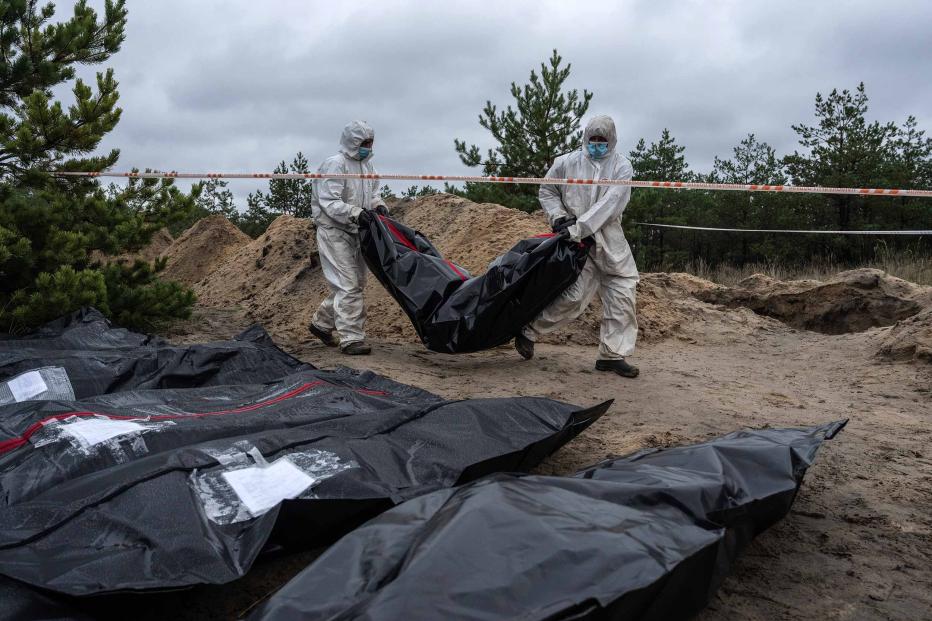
[
  {"x1": 566, "y1": 223, "x2": 583, "y2": 242},
  {"x1": 349, "y1": 205, "x2": 364, "y2": 223},
  {"x1": 370, "y1": 197, "x2": 389, "y2": 213}
]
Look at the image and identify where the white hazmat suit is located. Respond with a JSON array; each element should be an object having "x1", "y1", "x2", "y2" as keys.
[
  {"x1": 310, "y1": 120, "x2": 386, "y2": 346},
  {"x1": 522, "y1": 115, "x2": 639, "y2": 360}
]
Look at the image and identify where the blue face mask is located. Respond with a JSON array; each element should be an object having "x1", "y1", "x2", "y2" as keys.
[
  {"x1": 358, "y1": 146, "x2": 371, "y2": 159},
  {"x1": 587, "y1": 142, "x2": 609, "y2": 159}
]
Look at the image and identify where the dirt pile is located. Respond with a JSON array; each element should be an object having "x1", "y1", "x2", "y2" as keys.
[
  {"x1": 876, "y1": 308, "x2": 932, "y2": 362},
  {"x1": 388, "y1": 194, "x2": 550, "y2": 272},
  {"x1": 540, "y1": 271, "x2": 782, "y2": 348},
  {"x1": 696, "y1": 269, "x2": 932, "y2": 334},
  {"x1": 191, "y1": 215, "x2": 329, "y2": 340},
  {"x1": 160, "y1": 215, "x2": 251, "y2": 285},
  {"x1": 169, "y1": 195, "x2": 781, "y2": 347},
  {"x1": 139, "y1": 228, "x2": 174, "y2": 262},
  {"x1": 378, "y1": 196, "x2": 779, "y2": 346},
  {"x1": 636, "y1": 273, "x2": 781, "y2": 344}
]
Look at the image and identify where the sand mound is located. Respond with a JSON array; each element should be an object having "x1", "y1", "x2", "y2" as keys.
[
  {"x1": 538, "y1": 271, "x2": 781, "y2": 348},
  {"x1": 388, "y1": 194, "x2": 550, "y2": 272},
  {"x1": 877, "y1": 308, "x2": 932, "y2": 363},
  {"x1": 171, "y1": 196, "x2": 782, "y2": 347},
  {"x1": 697, "y1": 269, "x2": 932, "y2": 334},
  {"x1": 139, "y1": 228, "x2": 174, "y2": 262},
  {"x1": 637, "y1": 273, "x2": 781, "y2": 344},
  {"x1": 191, "y1": 215, "x2": 329, "y2": 339},
  {"x1": 373, "y1": 196, "x2": 778, "y2": 345},
  {"x1": 359, "y1": 197, "x2": 777, "y2": 346},
  {"x1": 160, "y1": 215, "x2": 251, "y2": 285}
]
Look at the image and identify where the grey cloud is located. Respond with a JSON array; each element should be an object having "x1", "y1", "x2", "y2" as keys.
[{"x1": 57, "y1": 0, "x2": 932, "y2": 200}]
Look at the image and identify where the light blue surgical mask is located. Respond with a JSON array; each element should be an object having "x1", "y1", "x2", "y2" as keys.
[
  {"x1": 587, "y1": 142, "x2": 609, "y2": 159},
  {"x1": 358, "y1": 146, "x2": 371, "y2": 159}
]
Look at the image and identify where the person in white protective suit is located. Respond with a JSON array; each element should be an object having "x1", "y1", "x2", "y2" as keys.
[
  {"x1": 308, "y1": 120, "x2": 388, "y2": 355},
  {"x1": 514, "y1": 115, "x2": 641, "y2": 377}
]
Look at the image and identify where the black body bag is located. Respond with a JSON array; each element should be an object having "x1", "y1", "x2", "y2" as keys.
[{"x1": 357, "y1": 211, "x2": 589, "y2": 353}]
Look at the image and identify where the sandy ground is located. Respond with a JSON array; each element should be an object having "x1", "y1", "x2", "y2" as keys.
[
  {"x1": 103, "y1": 306, "x2": 932, "y2": 621},
  {"x1": 92, "y1": 201, "x2": 931, "y2": 619}
]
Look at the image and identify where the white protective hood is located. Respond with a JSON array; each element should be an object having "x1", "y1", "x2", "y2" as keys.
[
  {"x1": 339, "y1": 120, "x2": 375, "y2": 161},
  {"x1": 582, "y1": 115, "x2": 618, "y2": 155}
]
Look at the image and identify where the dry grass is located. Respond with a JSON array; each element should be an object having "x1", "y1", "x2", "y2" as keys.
[{"x1": 684, "y1": 248, "x2": 932, "y2": 287}]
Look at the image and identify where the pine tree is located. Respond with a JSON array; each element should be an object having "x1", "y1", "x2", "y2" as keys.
[
  {"x1": 453, "y1": 49, "x2": 592, "y2": 211},
  {"x1": 711, "y1": 134, "x2": 784, "y2": 186},
  {"x1": 106, "y1": 171, "x2": 205, "y2": 237},
  {"x1": 237, "y1": 192, "x2": 279, "y2": 238},
  {"x1": 401, "y1": 185, "x2": 438, "y2": 199},
  {"x1": 783, "y1": 83, "x2": 898, "y2": 230},
  {"x1": 709, "y1": 134, "x2": 788, "y2": 264},
  {"x1": 885, "y1": 116, "x2": 932, "y2": 231},
  {"x1": 890, "y1": 116, "x2": 932, "y2": 188},
  {"x1": 193, "y1": 178, "x2": 237, "y2": 221},
  {"x1": 246, "y1": 152, "x2": 314, "y2": 220},
  {"x1": 170, "y1": 177, "x2": 240, "y2": 236},
  {"x1": 0, "y1": 1, "x2": 198, "y2": 333},
  {"x1": 0, "y1": 0, "x2": 127, "y2": 182},
  {"x1": 582, "y1": 83, "x2": 929, "y2": 271},
  {"x1": 625, "y1": 129, "x2": 694, "y2": 267}
]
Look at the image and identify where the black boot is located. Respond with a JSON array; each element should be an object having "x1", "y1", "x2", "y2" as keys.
[
  {"x1": 514, "y1": 333, "x2": 535, "y2": 360},
  {"x1": 595, "y1": 358, "x2": 639, "y2": 378},
  {"x1": 341, "y1": 341, "x2": 372, "y2": 355},
  {"x1": 309, "y1": 323, "x2": 339, "y2": 347}
]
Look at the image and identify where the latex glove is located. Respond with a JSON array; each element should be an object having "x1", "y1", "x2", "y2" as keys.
[
  {"x1": 551, "y1": 216, "x2": 577, "y2": 234},
  {"x1": 370, "y1": 198, "x2": 389, "y2": 216},
  {"x1": 565, "y1": 223, "x2": 583, "y2": 242},
  {"x1": 349, "y1": 204, "x2": 364, "y2": 223}
]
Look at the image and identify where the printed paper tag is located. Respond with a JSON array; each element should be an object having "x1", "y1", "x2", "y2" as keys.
[
  {"x1": 63, "y1": 419, "x2": 145, "y2": 446},
  {"x1": 8, "y1": 371, "x2": 48, "y2": 402},
  {"x1": 222, "y1": 458, "x2": 315, "y2": 516}
]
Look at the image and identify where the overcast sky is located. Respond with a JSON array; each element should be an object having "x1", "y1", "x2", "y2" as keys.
[{"x1": 64, "y1": 0, "x2": 932, "y2": 202}]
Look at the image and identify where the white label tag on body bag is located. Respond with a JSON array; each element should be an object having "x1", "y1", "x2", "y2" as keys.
[{"x1": 221, "y1": 458, "x2": 315, "y2": 516}]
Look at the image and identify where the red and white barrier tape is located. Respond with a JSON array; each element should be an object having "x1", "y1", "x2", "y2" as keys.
[
  {"x1": 53, "y1": 171, "x2": 932, "y2": 199},
  {"x1": 635, "y1": 223, "x2": 932, "y2": 235}
]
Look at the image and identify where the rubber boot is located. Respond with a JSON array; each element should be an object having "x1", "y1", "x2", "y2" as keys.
[
  {"x1": 595, "y1": 358, "x2": 639, "y2": 378},
  {"x1": 341, "y1": 341, "x2": 372, "y2": 356},
  {"x1": 514, "y1": 334, "x2": 535, "y2": 360},
  {"x1": 309, "y1": 323, "x2": 339, "y2": 347}
]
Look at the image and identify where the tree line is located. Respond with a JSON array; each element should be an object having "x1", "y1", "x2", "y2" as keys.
[
  {"x1": 1, "y1": 2, "x2": 927, "y2": 336},
  {"x1": 451, "y1": 52, "x2": 931, "y2": 270},
  {"x1": 198, "y1": 52, "x2": 932, "y2": 272},
  {"x1": 622, "y1": 86, "x2": 931, "y2": 270},
  {"x1": 0, "y1": 1, "x2": 198, "y2": 332}
]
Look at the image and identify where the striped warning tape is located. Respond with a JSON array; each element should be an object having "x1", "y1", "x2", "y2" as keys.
[
  {"x1": 634, "y1": 223, "x2": 932, "y2": 235},
  {"x1": 53, "y1": 171, "x2": 932, "y2": 199}
]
